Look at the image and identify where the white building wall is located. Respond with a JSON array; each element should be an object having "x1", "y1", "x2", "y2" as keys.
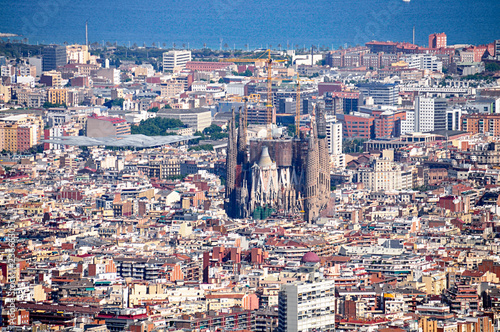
[
  {"x1": 326, "y1": 116, "x2": 345, "y2": 169},
  {"x1": 279, "y1": 278, "x2": 336, "y2": 332},
  {"x1": 401, "y1": 110, "x2": 415, "y2": 135},
  {"x1": 415, "y1": 97, "x2": 435, "y2": 132},
  {"x1": 163, "y1": 50, "x2": 192, "y2": 72}
]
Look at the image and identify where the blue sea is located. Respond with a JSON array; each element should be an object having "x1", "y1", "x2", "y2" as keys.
[{"x1": 0, "y1": 0, "x2": 498, "y2": 49}]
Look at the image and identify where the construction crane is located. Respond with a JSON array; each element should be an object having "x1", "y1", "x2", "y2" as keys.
[
  {"x1": 224, "y1": 93, "x2": 261, "y2": 103},
  {"x1": 221, "y1": 49, "x2": 287, "y2": 137}
]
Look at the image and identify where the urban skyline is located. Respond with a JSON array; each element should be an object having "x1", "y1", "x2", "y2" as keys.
[{"x1": 1, "y1": 1, "x2": 500, "y2": 332}]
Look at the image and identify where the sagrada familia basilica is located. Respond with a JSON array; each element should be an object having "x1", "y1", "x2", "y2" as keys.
[{"x1": 225, "y1": 107, "x2": 330, "y2": 223}]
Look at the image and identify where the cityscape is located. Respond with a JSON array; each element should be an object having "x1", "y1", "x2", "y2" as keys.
[{"x1": 1, "y1": 1, "x2": 500, "y2": 332}]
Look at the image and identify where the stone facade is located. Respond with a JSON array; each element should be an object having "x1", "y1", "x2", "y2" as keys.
[{"x1": 225, "y1": 108, "x2": 330, "y2": 223}]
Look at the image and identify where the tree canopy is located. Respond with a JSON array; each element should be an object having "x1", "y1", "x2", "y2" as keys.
[
  {"x1": 131, "y1": 117, "x2": 185, "y2": 136},
  {"x1": 43, "y1": 102, "x2": 66, "y2": 109},
  {"x1": 485, "y1": 62, "x2": 500, "y2": 72},
  {"x1": 104, "y1": 98, "x2": 125, "y2": 108},
  {"x1": 188, "y1": 144, "x2": 214, "y2": 152}
]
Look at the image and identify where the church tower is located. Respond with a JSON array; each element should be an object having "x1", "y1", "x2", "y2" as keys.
[
  {"x1": 237, "y1": 107, "x2": 247, "y2": 165},
  {"x1": 304, "y1": 110, "x2": 320, "y2": 223},
  {"x1": 225, "y1": 109, "x2": 238, "y2": 217}
]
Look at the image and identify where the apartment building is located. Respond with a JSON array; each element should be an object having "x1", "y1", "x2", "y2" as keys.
[
  {"x1": 0, "y1": 84, "x2": 11, "y2": 103},
  {"x1": 47, "y1": 88, "x2": 68, "y2": 105},
  {"x1": 325, "y1": 116, "x2": 345, "y2": 168},
  {"x1": 360, "y1": 158, "x2": 413, "y2": 191},
  {"x1": 161, "y1": 81, "x2": 185, "y2": 98},
  {"x1": 0, "y1": 114, "x2": 43, "y2": 152},
  {"x1": 277, "y1": 275, "x2": 336, "y2": 332},
  {"x1": 429, "y1": 33, "x2": 447, "y2": 49},
  {"x1": 40, "y1": 70, "x2": 62, "y2": 87},
  {"x1": 401, "y1": 54, "x2": 443, "y2": 72},
  {"x1": 461, "y1": 113, "x2": 500, "y2": 136},
  {"x1": 66, "y1": 44, "x2": 96, "y2": 64},
  {"x1": 16, "y1": 89, "x2": 47, "y2": 108},
  {"x1": 148, "y1": 159, "x2": 181, "y2": 179}
]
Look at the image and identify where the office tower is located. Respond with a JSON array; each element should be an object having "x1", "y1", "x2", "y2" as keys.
[
  {"x1": 415, "y1": 97, "x2": 447, "y2": 132},
  {"x1": 429, "y1": 32, "x2": 447, "y2": 49},
  {"x1": 162, "y1": 50, "x2": 192, "y2": 72},
  {"x1": 277, "y1": 277, "x2": 336, "y2": 332},
  {"x1": 357, "y1": 83, "x2": 399, "y2": 106},
  {"x1": 42, "y1": 45, "x2": 67, "y2": 72}
]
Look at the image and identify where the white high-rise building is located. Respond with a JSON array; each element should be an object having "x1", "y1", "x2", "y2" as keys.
[
  {"x1": 325, "y1": 115, "x2": 345, "y2": 169},
  {"x1": 277, "y1": 277, "x2": 336, "y2": 332},
  {"x1": 162, "y1": 50, "x2": 192, "y2": 72},
  {"x1": 415, "y1": 97, "x2": 447, "y2": 133},
  {"x1": 401, "y1": 109, "x2": 415, "y2": 135}
]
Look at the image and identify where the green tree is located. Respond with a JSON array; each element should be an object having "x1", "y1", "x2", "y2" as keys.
[
  {"x1": 188, "y1": 144, "x2": 214, "y2": 152},
  {"x1": 203, "y1": 124, "x2": 222, "y2": 136},
  {"x1": 243, "y1": 69, "x2": 252, "y2": 76},
  {"x1": 104, "y1": 98, "x2": 125, "y2": 108},
  {"x1": 148, "y1": 107, "x2": 160, "y2": 113},
  {"x1": 131, "y1": 117, "x2": 185, "y2": 136},
  {"x1": 485, "y1": 62, "x2": 500, "y2": 72},
  {"x1": 43, "y1": 102, "x2": 65, "y2": 109},
  {"x1": 194, "y1": 131, "x2": 205, "y2": 138}
]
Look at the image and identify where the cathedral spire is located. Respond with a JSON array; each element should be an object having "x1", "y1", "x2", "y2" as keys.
[
  {"x1": 237, "y1": 106, "x2": 247, "y2": 165},
  {"x1": 305, "y1": 104, "x2": 320, "y2": 223},
  {"x1": 225, "y1": 108, "x2": 238, "y2": 217}
]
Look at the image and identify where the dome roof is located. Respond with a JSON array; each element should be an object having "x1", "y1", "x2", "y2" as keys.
[
  {"x1": 258, "y1": 146, "x2": 273, "y2": 167},
  {"x1": 301, "y1": 252, "x2": 320, "y2": 263}
]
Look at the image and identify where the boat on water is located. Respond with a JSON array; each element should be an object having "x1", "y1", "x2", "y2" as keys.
[{"x1": 403, "y1": 0, "x2": 410, "y2": 2}]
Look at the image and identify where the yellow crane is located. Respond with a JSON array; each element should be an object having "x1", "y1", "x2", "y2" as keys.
[
  {"x1": 225, "y1": 94, "x2": 261, "y2": 103},
  {"x1": 221, "y1": 49, "x2": 287, "y2": 137}
]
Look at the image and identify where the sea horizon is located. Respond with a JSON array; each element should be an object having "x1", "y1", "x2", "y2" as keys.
[{"x1": 0, "y1": 0, "x2": 498, "y2": 50}]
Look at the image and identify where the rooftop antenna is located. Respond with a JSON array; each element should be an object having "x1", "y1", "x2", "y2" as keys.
[
  {"x1": 412, "y1": 26, "x2": 415, "y2": 45},
  {"x1": 85, "y1": 20, "x2": 88, "y2": 47}
]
